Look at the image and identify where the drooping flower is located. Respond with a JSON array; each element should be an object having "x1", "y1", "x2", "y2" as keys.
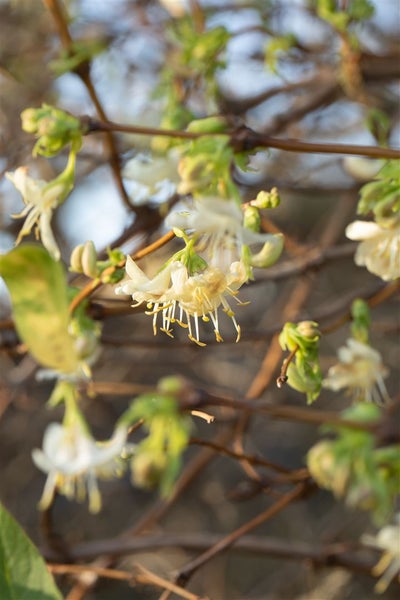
[
  {"x1": 166, "y1": 196, "x2": 282, "y2": 270},
  {"x1": 115, "y1": 256, "x2": 247, "y2": 345},
  {"x1": 32, "y1": 421, "x2": 128, "y2": 512},
  {"x1": 6, "y1": 167, "x2": 65, "y2": 260},
  {"x1": 166, "y1": 260, "x2": 248, "y2": 344},
  {"x1": 322, "y1": 338, "x2": 389, "y2": 404},
  {"x1": 346, "y1": 220, "x2": 400, "y2": 281},
  {"x1": 116, "y1": 196, "x2": 283, "y2": 344},
  {"x1": 362, "y1": 518, "x2": 400, "y2": 593}
]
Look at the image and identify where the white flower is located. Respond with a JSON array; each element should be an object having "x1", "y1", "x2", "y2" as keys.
[
  {"x1": 346, "y1": 220, "x2": 400, "y2": 281},
  {"x1": 323, "y1": 338, "x2": 389, "y2": 404},
  {"x1": 115, "y1": 256, "x2": 175, "y2": 304},
  {"x1": 115, "y1": 256, "x2": 248, "y2": 345},
  {"x1": 166, "y1": 260, "x2": 248, "y2": 345},
  {"x1": 342, "y1": 157, "x2": 383, "y2": 182},
  {"x1": 123, "y1": 152, "x2": 179, "y2": 204},
  {"x1": 362, "y1": 518, "x2": 400, "y2": 593},
  {"x1": 167, "y1": 196, "x2": 281, "y2": 270},
  {"x1": 32, "y1": 422, "x2": 128, "y2": 512},
  {"x1": 6, "y1": 167, "x2": 64, "y2": 260}
]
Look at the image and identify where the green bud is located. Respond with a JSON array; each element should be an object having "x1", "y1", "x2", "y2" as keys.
[
  {"x1": 21, "y1": 104, "x2": 82, "y2": 157},
  {"x1": 187, "y1": 116, "x2": 228, "y2": 134},
  {"x1": 251, "y1": 188, "x2": 280, "y2": 210},
  {"x1": 350, "y1": 298, "x2": 370, "y2": 343},
  {"x1": 297, "y1": 321, "x2": 320, "y2": 340},
  {"x1": 243, "y1": 205, "x2": 261, "y2": 232},
  {"x1": 21, "y1": 108, "x2": 40, "y2": 133},
  {"x1": 157, "y1": 375, "x2": 187, "y2": 396},
  {"x1": 250, "y1": 234, "x2": 284, "y2": 268}
]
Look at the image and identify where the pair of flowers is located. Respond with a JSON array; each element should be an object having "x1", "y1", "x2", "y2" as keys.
[{"x1": 116, "y1": 196, "x2": 284, "y2": 345}]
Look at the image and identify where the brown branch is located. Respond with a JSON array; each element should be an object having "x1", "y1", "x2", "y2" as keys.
[
  {"x1": 83, "y1": 116, "x2": 400, "y2": 159},
  {"x1": 174, "y1": 483, "x2": 308, "y2": 586},
  {"x1": 42, "y1": 0, "x2": 131, "y2": 209},
  {"x1": 43, "y1": 531, "x2": 381, "y2": 579},
  {"x1": 321, "y1": 280, "x2": 400, "y2": 335},
  {"x1": 49, "y1": 562, "x2": 207, "y2": 600},
  {"x1": 68, "y1": 230, "x2": 175, "y2": 315}
]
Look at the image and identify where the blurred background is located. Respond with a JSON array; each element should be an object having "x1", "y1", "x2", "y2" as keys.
[{"x1": 0, "y1": 1, "x2": 399, "y2": 598}]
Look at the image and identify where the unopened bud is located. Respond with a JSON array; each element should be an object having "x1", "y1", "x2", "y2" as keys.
[
  {"x1": 251, "y1": 188, "x2": 280, "y2": 209},
  {"x1": 250, "y1": 233, "x2": 284, "y2": 268},
  {"x1": 81, "y1": 240, "x2": 98, "y2": 278},
  {"x1": 69, "y1": 244, "x2": 85, "y2": 273},
  {"x1": 297, "y1": 321, "x2": 320, "y2": 339}
]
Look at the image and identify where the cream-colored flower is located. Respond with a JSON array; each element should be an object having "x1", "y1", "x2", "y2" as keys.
[
  {"x1": 362, "y1": 518, "x2": 400, "y2": 593},
  {"x1": 346, "y1": 220, "x2": 400, "y2": 281},
  {"x1": 115, "y1": 257, "x2": 175, "y2": 305},
  {"x1": 323, "y1": 338, "x2": 389, "y2": 404},
  {"x1": 115, "y1": 256, "x2": 247, "y2": 345},
  {"x1": 123, "y1": 152, "x2": 179, "y2": 204},
  {"x1": 32, "y1": 422, "x2": 127, "y2": 513},
  {"x1": 6, "y1": 167, "x2": 65, "y2": 260},
  {"x1": 166, "y1": 260, "x2": 248, "y2": 344},
  {"x1": 167, "y1": 196, "x2": 283, "y2": 270}
]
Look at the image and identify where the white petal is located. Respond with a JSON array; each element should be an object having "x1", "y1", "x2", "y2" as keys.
[
  {"x1": 124, "y1": 256, "x2": 149, "y2": 284},
  {"x1": 346, "y1": 220, "x2": 382, "y2": 241},
  {"x1": 39, "y1": 210, "x2": 60, "y2": 260}
]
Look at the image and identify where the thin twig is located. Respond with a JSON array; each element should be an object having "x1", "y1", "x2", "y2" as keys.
[
  {"x1": 84, "y1": 117, "x2": 400, "y2": 159},
  {"x1": 174, "y1": 483, "x2": 308, "y2": 586}
]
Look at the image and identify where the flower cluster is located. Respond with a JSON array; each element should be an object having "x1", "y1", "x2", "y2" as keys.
[{"x1": 116, "y1": 196, "x2": 283, "y2": 345}]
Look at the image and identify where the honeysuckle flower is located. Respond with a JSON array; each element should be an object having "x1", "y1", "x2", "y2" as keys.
[
  {"x1": 322, "y1": 338, "x2": 389, "y2": 404},
  {"x1": 6, "y1": 167, "x2": 65, "y2": 260},
  {"x1": 115, "y1": 256, "x2": 175, "y2": 305},
  {"x1": 123, "y1": 152, "x2": 179, "y2": 204},
  {"x1": 167, "y1": 196, "x2": 284, "y2": 270},
  {"x1": 362, "y1": 518, "x2": 400, "y2": 593},
  {"x1": 346, "y1": 220, "x2": 400, "y2": 281},
  {"x1": 115, "y1": 256, "x2": 248, "y2": 345},
  {"x1": 166, "y1": 260, "x2": 248, "y2": 344},
  {"x1": 32, "y1": 421, "x2": 128, "y2": 513}
]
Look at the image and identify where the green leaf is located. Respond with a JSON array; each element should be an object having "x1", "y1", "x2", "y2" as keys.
[
  {"x1": 0, "y1": 245, "x2": 79, "y2": 374},
  {"x1": 0, "y1": 503, "x2": 62, "y2": 600}
]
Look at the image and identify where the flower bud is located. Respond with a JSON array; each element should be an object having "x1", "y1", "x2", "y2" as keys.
[
  {"x1": 131, "y1": 452, "x2": 167, "y2": 490},
  {"x1": 297, "y1": 321, "x2": 320, "y2": 340},
  {"x1": 250, "y1": 233, "x2": 284, "y2": 268},
  {"x1": 81, "y1": 240, "x2": 98, "y2": 278},
  {"x1": 243, "y1": 205, "x2": 261, "y2": 232},
  {"x1": 251, "y1": 188, "x2": 280, "y2": 209},
  {"x1": 70, "y1": 244, "x2": 85, "y2": 273}
]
